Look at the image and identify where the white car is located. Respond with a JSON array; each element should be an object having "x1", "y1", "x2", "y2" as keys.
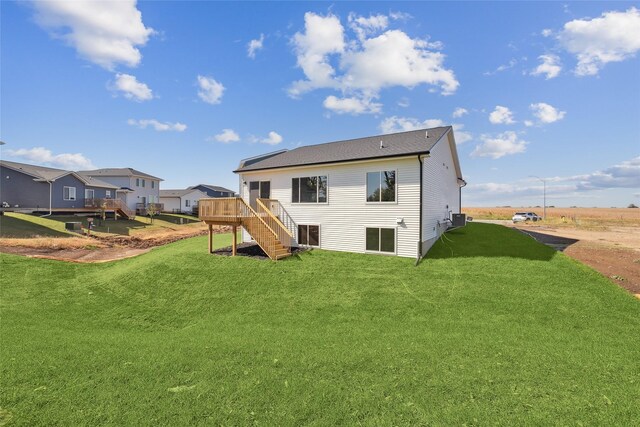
[{"x1": 512, "y1": 212, "x2": 541, "y2": 223}]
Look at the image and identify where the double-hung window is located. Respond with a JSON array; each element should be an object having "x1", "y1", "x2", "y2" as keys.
[
  {"x1": 366, "y1": 171, "x2": 396, "y2": 202},
  {"x1": 63, "y1": 186, "x2": 76, "y2": 201},
  {"x1": 84, "y1": 189, "x2": 95, "y2": 200},
  {"x1": 136, "y1": 178, "x2": 140, "y2": 187},
  {"x1": 185, "y1": 199, "x2": 191, "y2": 207},
  {"x1": 298, "y1": 225, "x2": 320, "y2": 247},
  {"x1": 292, "y1": 176, "x2": 327, "y2": 203},
  {"x1": 365, "y1": 227, "x2": 395, "y2": 253}
]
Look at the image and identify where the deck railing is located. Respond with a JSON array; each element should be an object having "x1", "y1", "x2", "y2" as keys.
[
  {"x1": 256, "y1": 199, "x2": 295, "y2": 249},
  {"x1": 85, "y1": 198, "x2": 135, "y2": 219},
  {"x1": 199, "y1": 197, "x2": 291, "y2": 259}
]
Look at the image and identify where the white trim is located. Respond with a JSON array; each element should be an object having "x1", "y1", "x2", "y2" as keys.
[
  {"x1": 365, "y1": 169, "x2": 398, "y2": 205},
  {"x1": 84, "y1": 189, "x2": 95, "y2": 199},
  {"x1": 363, "y1": 226, "x2": 397, "y2": 255},
  {"x1": 291, "y1": 175, "x2": 329, "y2": 204},
  {"x1": 297, "y1": 223, "x2": 321, "y2": 248},
  {"x1": 63, "y1": 186, "x2": 76, "y2": 201}
]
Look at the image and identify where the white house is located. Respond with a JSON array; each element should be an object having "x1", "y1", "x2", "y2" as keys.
[
  {"x1": 160, "y1": 189, "x2": 208, "y2": 214},
  {"x1": 205, "y1": 126, "x2": 464, "y2": 260},
  {"x1": 79, "y1": 168, "x2": 163, "y2": 212}
]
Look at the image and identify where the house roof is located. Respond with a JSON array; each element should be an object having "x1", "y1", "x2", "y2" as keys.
[
  {"x1": 75, "y1": 173, "x2": 119, "y2": 189},
  {"x1": 1, "y1": 160, "x2": 74, "y2": 181},
  {"x1": 188, "y1": 184, "x2": 235, "y2": 193},
  {"x1": 160, "y1": 189, "x2": 207, "y2": 198},
  {"x1": 234, "y1": 127, "x2": 452, "y2": 173},
  {"x1": 79, "y1": 167, "x2": 163, "y2": 181}
]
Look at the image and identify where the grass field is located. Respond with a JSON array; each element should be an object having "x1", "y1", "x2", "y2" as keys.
[
  {"x1": 463, "y1": 206, "x2": 640, "y2": 228},
  {"x1": 0, "y1": 212, "x2": 202, "y2": 238},
  {"x1": 1, "y1": 223, "x2": 639, "y2": 425}
]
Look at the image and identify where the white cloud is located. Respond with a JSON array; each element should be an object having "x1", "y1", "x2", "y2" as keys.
[
  {"x1": 558, "y1": 7, "x2": 640, "y2": 76},
  {"x1": 197, "y1": 75, "x2": 225, "y2": 105},
  {"x1": 484, "y1": 58, "x2": 517, "y2": 76},
  {"x1": 531, "y1": 54, "x2": 562, "y2": 79},
  {"x1": 111, "y1": 73, "x2": 153, "y2": 101},
  {"x1": 31, "y1": 0, "x2": 154, "y2": 70},
  {"x1": 379, "y1": 116, "x2": 471, "y2": 143},
  {"x1": 524, "y1": 120, "x2": 534, "y2": 127},
  {"x1": 348, "y1": 13, "x2": 389, "y2": 41},
  {"x1": 466, "y1": 156, "x2": 640, "y2": 203},
  {"x1": 127, "y1": 119, "x2": 186, "y2": 132},
  {"x1": 452, "y1": 107, "x2": 468, "y2": 118},
  {"x1": 289, "y1": 12, "x2": 345, "y2": 97},
  {"x1": 489, "y1": 106, "x2": 515, "y2": 124},
  {"x1": 397, "y1": 97, "x2": 410, "y2": 108},
  {"x1": 247, "y1": 34, "x2": 264, "y2": 59},
  {"x1": 471, "y1": 132, "x2": 528, "y2": 159},
  {"x1": 289, "y1": 12, "x2": 459, "y2": 110},
  {"x1": 213, "y1": 129, "x2": 240, "y2": 143},
  {"x1": 541, "y1": 29, "x2": 553, "y2": 37},
  {"x1": 6, "y1": 147, "x2": 95, "y2": 170},
  {"x1": 260, "y1": 131, "x2": 283, "y2": 145},
  {"x1": 530, "y1": 102, "x2": 566, "y2": 124},
  {"x1": 323, "y1": 95, "x2": 382, "y2": 115}
]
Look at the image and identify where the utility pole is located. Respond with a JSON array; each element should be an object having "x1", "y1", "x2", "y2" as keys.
[{"x1": 529, "y1": 175, "x2": 546, "y2": 220}]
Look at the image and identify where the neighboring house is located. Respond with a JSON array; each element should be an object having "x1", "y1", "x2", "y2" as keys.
[
  {"x1": 188, "y1": 184, "x2": 235, "y2": 198},
  {"x1": 200, "y1": 126, "x2": 465, "y2": 260},
  {"x1": 0, "y1": 160, "x2": 118, "y2": 213},
  {"x1": 159, "y1": 189, "x2": 208, "y2": 214},
  {"x1": 79, "y1": 168, "x2": 163, "y2": 213}
]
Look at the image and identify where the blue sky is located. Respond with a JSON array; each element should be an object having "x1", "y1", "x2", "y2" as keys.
[{"x1": 2, "y1": 1, "x2": 639, "y2": 207}]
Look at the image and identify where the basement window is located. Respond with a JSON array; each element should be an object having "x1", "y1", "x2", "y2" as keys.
[
  {"x1": 298, "y1": 224, "x2": 320, "y2": 247},
  {"x1": 366, "y1": 171, "x2": 396, "y2": 202},
  {"x1": 63, "y1": 186, "x2": 76, "y2": 201},
  {"x1": 365, "y1": 227, "x2": 395, "y2": 253},
  {"x1": 292, "y1": 176, "x2": 327, "y2": 203}
]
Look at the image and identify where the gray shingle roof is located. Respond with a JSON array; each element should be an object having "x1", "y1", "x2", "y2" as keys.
[
  {"x1": 76, "y1": 173, "x2": 119, "y2": 189},
  {"x1": 79, "y1": 167, "x2": 163, "y2": 181},
  {"x1": 1, "y1": 160, "x2": 72, "y2": 181},
  {"x1": 188, "y1": 184, "x2": 235, "y2": 193},
  {"x1": 234, "y1": 127, "x2": 451, "y2": 172},
  {"x1": 160, "y1": 189, "x2": 207, "y2": 198}
]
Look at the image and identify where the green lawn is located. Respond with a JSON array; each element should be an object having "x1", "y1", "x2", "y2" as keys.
[
  {"x1": 0, "y1": 212, "x2": 201, "y2": 238},
  {"x1": 1, "y1": 223, "x2": 638, "y2": 425}
]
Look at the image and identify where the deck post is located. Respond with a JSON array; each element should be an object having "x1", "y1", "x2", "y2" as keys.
[
  {"x1": 208, "y1": 223, "x2": 213, "y2": 254},
  {"x1": 232, "y1": 225, "x2": 237, "y2": 256}
]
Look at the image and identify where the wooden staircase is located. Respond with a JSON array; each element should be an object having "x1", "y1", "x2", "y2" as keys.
[{"x1": 199, "y1": 197, "x2": 295, "y2": 260}]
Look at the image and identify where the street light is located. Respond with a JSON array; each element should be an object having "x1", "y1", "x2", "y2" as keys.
[{"x1": 529, "y1": 175, "x2": 546, "y2": 221}]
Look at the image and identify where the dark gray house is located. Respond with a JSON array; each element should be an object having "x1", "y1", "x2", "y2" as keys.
[
  {"x1": 188, "y1": 184, "x2": 235, "y2": 198},
  {"x1": 1, "y1": 160, "x2": 118, "y2": 213}
]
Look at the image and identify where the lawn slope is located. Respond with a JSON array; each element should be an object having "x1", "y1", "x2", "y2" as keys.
[{"x1": 1, "y1": 224, "x2": 638, "y2": 425}]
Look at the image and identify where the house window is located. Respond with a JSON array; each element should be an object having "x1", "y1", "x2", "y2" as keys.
[
  {"x1": 136, "y1": 178, "x2": 140, "y2": 187},
  {"x1": 151, "y1": 181, "x2": 155, "y2": 189},
  {"x1": 106, "y1": 190, "x2": 112, "y2": 198},
  {"x1": 292, "y1": 176, "x2": 327, "y2": 203},
  {"x1": 63, "y1": 186, "x2": 76, "y2": 201},
  {"x1": 185, "y1": 199, "x2": 191, "y2": 207},
  {"x1": 298, "y1": 224, "x2": 320, "y2": 247},
  {"x1": 366, "y1": 171, "x2": 396, "y2": 202},
  {"x1": 365, "y1": 227, "x2": 395, "y2": 253},
  {"x1": 85, "y1": 189, "x2": 95, "y2": 200},
  {"x1": 142, "y1": 179, "x2": 146, "y2": 188}
]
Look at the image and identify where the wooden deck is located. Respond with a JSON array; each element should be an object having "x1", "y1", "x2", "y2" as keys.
[{"x1": 199, "y1": 197, "x2": 295, "y2": 260}]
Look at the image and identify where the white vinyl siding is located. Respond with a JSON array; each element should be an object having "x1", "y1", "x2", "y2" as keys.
[
  {"x1": 240, "y1": 157, "x2": 420, "y2": 258},
  {"x1": 422, "y1": 131, "x2": 461, "y2": 253}
]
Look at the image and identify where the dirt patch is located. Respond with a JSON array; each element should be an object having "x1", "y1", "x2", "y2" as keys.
[
  {"x1": 0, "y1": 226, "x2": 231, "y2": 263},
  {"x1": 213, "y1": 242, "x2": 308, "y2": 260},
  {"x1": 487, "y1": 221, "x2": 640, "y2": 297}
]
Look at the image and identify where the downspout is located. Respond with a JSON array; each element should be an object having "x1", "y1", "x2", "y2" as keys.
[
  {"x1": 415, "y1": 154, "x2": 424, "y2": 265},
  {"x1": 459, "y1": 179, "x2": 467, "y2": 214},
  {"x1": 41, "y1": 180, "x2": 53, "y2": 217}
]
